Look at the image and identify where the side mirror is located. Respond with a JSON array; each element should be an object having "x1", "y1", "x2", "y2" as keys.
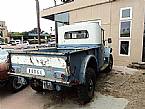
[{"x1": 108, "y1": 38, "x2": 112, "y2": 43}]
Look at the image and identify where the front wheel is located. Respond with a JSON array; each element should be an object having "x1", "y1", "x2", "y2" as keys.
[
  {"x1": 105, "y1": 54, "x2": 113, "y2": 73},
  {"x1": 78, "y1": 67, "x2": 96, "y2": 103}
]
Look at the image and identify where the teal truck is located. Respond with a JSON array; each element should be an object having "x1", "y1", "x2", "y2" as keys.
[{"x1": 9, "y1": 22, "x2": 113, "y2": 103}]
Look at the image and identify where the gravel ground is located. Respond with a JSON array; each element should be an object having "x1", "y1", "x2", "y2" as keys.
[
  {"x1": 0, "y1": 66, "x2": 145, "y2": 109},
  {"x1": 96, "y1": 66, "x2": 145, "y2": 109}
]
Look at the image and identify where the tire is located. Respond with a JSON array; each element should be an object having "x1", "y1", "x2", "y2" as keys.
[
  {"x1": 78, "y1": 67, "x2": 96, "y2": 104},
  {"x1": 105, "y1": 54, "x2": 113, "y2": 73},
  {"x1": 30, "y1": 79, "x2": 43, "y2": 92},
  {"x1": 8, "y1": 76, "x2": 28, "y2": 92},
  {"x1": 0, "y1": 80, "x2": 8, "y2": 88}
]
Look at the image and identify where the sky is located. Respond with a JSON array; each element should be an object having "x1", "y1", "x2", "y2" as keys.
[{"x1": 0, "y1": 0, "x2": 61, "y2": 33}]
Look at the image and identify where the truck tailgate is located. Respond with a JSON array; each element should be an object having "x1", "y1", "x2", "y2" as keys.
[{"x1": 10, "y1": 53, "x2": 69, "y2": 83}]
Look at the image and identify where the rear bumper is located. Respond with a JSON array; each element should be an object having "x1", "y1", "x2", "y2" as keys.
[{"x1": 9, "y1": 72, "x2": 71, "y2": 87}]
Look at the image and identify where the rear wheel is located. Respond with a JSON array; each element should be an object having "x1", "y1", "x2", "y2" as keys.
[
  {"x1": 8, "y1": 76, "x2": 28, "y2": 92},
  {"x1": 30, "y1": 79, "x2": 43, "y2": 92},
  {"x1": 0, "y1": 80, "x2": 7, "y2": 87},
  {"x1": 78, "y1": 67, "x2": 96, "y2": 104}
]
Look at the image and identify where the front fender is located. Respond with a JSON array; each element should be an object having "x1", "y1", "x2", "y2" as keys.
[
  {"x1": 79, "y1": 55, "x2": 97, "y2": 84},
  {"x1": 104, "y1": 47, "x2": 112, "y2": 58}
]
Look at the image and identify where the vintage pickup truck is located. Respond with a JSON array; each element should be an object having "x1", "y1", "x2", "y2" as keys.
[{"x1": 9, "y1": 22, "x2": 113, "y2": 102}]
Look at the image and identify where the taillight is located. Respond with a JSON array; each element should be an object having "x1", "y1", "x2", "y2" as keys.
[{"x1": 61, "y1": 73, "x2": 66, "y2": 81}]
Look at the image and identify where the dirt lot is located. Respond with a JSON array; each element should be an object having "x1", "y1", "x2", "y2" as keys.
[
  {"x1": 96, "y1": 66, "x2": 145, "y2": 109},
  {"x1": 0, "y1": 66, "x2": 145, "y2": 109}
]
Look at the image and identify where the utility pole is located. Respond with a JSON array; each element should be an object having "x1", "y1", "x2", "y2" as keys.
[
  {"x1": 35, "y1": 0, "x2": 41, "y2": 44},
  {"x1": 54, "y1": 0, "x2": 58, "y2": 47},
  {"x1": 54, "y1": 0, "x2": 56, "y2": 5}
]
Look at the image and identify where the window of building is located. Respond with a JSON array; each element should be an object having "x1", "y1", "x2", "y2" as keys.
[
  {"x1": 119, "y1": 40, "x2": 130, "y2": 56},
  {"x1": 119, "y1": 7, "x2": 132, "y2": 56},
  {"x1": 76, "y1": 20, "x2": 101, "y2": 26},
  {"x1": 89, "y1": 20, "x2": 101, "y2": 26},
  {"x1": 120, "y1": 20, "x2": 131, "y2": 37},
  {"x1": 122, "y1": 9, "x2": 130, "y2": 18},
  {"x1": 64, "y1": 30, "x2": 89, "y2": 39},
  {"x1": 55, "y1": 12, "x2": 69, "y2": 27},
  {"x1": 120, "y1": 7, "x2": 132, "y2": 20}
]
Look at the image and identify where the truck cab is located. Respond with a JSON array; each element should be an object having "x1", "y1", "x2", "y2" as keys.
[{"x1": 58, "y1": 22, "x2": 106, "y2": 68}]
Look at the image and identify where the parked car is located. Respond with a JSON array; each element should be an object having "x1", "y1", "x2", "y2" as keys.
[
  {"x1": 7, "y1": 40, "x2": 21, "y2": 46},
  {"x1": 7, "y1": 40, "x2": 16, "y2": 46},
  {"x1": 23, "y1": 41, "x2": 29, "y2": 45},
  {"x1": 15, "y1": 40, "x2": 21, "y2": 44},
  {"x1": 48, "y1": 40, "x2": 56, "y2": 47},
  {"x1": 0, "y1": 42, "x2": 6, "y2": 49},
  {"x1": 0, "y1": 49, "x2": 28, "y2": 92}
]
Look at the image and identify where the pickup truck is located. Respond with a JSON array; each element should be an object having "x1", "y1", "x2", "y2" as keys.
[{"x1": 9, "y1": 22, "x2": 113, "y2": 103}]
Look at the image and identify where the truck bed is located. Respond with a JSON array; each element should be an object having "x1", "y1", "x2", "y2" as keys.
[
  {"x1": 9, "y1": 47, "x2": 88, "y2": 85},
  {"x1": 9, "y1": 45, "x2": 103, "y2": 86}
]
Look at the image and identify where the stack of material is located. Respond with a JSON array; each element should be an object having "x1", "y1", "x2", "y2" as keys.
[{"x1": 127, "y1": 62, "x2": 145, "y2": 69}]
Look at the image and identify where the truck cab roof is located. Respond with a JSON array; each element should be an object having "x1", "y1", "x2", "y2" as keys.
[{"x1": 58, "y1": 22, "x2": 102, "y2": 48}]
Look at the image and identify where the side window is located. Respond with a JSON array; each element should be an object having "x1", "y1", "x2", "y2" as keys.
[{"x1": 64, "y1": 30, "x2": 89, "y2": 39}]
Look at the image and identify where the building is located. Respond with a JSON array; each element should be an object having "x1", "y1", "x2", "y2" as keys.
[
  {"x1": 41, "y1": 0, "x2": 145, "y2": 66},
  {"x1": 0, "y1": 21, "x2": 8, "y2": 43}
]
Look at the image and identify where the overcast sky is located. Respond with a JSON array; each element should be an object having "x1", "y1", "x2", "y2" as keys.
[{"x1": 0, "y1": 0, "x2": 61, "y2": 33}]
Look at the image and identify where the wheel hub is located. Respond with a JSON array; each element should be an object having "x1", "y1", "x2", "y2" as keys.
[{"x1": 88, "y1": 79, "x2": 94, "y2": 98}]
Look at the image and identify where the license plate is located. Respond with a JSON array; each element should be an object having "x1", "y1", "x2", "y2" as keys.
[
  {"x1": 27, "y1": 68, "x2": 45, "y2": 76},
  {"x1": 43, "y1": 81, "x2": 53, "y2": 90}
]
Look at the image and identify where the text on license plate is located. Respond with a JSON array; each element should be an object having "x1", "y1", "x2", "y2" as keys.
[{"x1": 27, "y1": 68, "x2": 45, "y2": 76}]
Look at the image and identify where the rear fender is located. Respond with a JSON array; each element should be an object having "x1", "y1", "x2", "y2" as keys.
[{"x1": 79, "y1": 55, "x2": 97, "y2": 84}]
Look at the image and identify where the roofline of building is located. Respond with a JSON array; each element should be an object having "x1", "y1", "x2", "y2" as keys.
[{"x1": 41, "y1": 0, "x2": 116, "y2": 20}]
